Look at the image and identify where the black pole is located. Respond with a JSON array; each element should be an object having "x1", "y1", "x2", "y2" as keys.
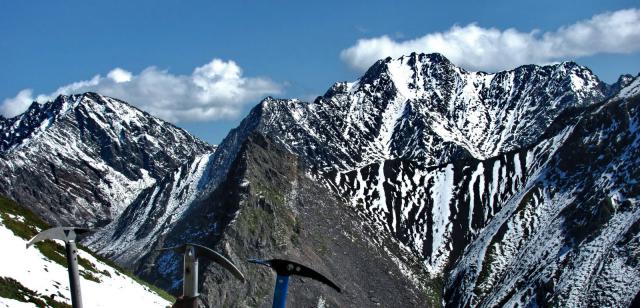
[{"x1": 65, "y1": 241, "x2": 83, "y2": 308}]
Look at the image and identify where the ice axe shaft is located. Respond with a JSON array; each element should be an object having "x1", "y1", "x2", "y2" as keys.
[
  {"x1": 26, "y1": 227, "x2": 90, "y2": 308},
  {"x1": 273, "y1": 274, "x2": 289, "y2": 308},
  {"x1": 65, "y1": 241, "x2": 82, "y2": 308}
]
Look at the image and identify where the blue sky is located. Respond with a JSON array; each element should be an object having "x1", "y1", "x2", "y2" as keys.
[{"x1": 1, "y1": 0, "x2": 639, "y2": 144}]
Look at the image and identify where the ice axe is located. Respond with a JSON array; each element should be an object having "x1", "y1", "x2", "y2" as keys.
[
  {"x1": 156, "y1": 243, "x2": 245, "y2": 307},
  {"x1": 248, "y1": 259, "x2": 341, "y2": 308},
  {"x1": 26, "y1": 227, "x2": 90, "y2": 308}
]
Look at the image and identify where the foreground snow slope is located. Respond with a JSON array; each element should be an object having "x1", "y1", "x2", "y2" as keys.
[{"x1": 0, "y1": 195, "x2": 172, "y2": 308}]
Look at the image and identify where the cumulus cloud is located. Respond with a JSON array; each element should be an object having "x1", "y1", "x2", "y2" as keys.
[
  {"x1": 341, "y1": 8, "x2": 640, "y2": 72},
  {"x1": 1, "y1": 59, "x2": 282, "y2": 121},
  {"x1": 107, "y1": 68, "x2": 133, "y2": 83},
  {"x1": 1, "y1": 90, "x2": 40, "y2": 118}
]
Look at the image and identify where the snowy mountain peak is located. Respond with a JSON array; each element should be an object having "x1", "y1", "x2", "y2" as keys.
[
  {"x1": 615, "y1": 73, "x2": 636, "y2": 87},
  {"x1": 0, "y1": 92, "x2": 214, "y2": 226},
  {"x1": 0, "y1": 95, "x2": 73, "y2": 152},
  {"x1": 383, "y1": 52, "x2": 455, "y2": 71},
  {"x1": 1, "y1": 92, "x2": 149, "y2": 153},
  {"x1": 344, "y1": 53, "x2": 606, "y2": 113}
]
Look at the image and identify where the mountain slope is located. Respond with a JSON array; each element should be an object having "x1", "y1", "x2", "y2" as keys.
[
  {"x1": 0, "y1": 92, "x2": 214, "y2": 226},
  {"x1": 87, "y1": 153, "x2": 214, "y2": 266},
  {"x1": 80, "y1": 54, "x2": 640, "y2": 307},
  {"x1": 0, "y1": 195, "x2": 172, "y2": 307},
  {"x1": 86, "y1": 102, "x2": 268, "y2": 265},
  {"x1": 446, "y1": 83, "x2": 640, "y2": 307}
]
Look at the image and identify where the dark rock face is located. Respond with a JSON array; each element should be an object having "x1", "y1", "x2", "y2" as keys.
[
  {"x1": 0, "y1": 93, "x2": 214, "y2": 226},
  {"x1": 140, "y1": 133, "x2": 435, "y2": 307}
]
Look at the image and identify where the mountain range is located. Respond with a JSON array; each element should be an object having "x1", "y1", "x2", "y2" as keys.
[{"x1": 1, "y1": 53, "x2": 639, "y2": 307}]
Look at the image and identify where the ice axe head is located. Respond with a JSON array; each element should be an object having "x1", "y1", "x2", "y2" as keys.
[
  {"x1": 248, "y1": 259, "x2": 341, "y2": 292},
  {"x1": 157, "y1": 243, "x2": 245, "y2": 298},
  {"x1": 26, "y1": 227, "x2": 90, "y2": 248},
  {"x1": 26, "y1": 227, "x2": 91, "y2": 308}
]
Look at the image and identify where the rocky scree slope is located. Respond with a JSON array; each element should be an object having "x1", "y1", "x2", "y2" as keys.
[{"x1": 0, "y1": 92, "x2": 214, "y2": 226}]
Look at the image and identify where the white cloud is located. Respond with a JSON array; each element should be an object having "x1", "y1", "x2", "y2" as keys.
[
  {"x1": 1, "y1": 89, "x2": 37, "y2": 118},
  {"x1": 341, "y1": 8, "x2": 640, "y2": 72},
  {"x1": 107, "y1": 68, "x2": 132, "y2": 83},
  {"x1": 1, "y1": 59, "x2": 282, "y2": 122}
]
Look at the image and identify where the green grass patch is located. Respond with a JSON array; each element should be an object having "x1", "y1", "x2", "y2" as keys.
[
  {"x1": 80, "y1": 270, "x2": 102, "y2": 283},
  {"x1": 0, "y1": 276, "x2": 71, "y2": 308},
  {"x1": 35, "y1": 241, "x2": 68, "y2": 268},
  {"x1": 0, "y1": 196, "x2": 48, "y2": 240},
  {"x1": 0, "y1": 212, "x2": 39, "y2": 240},
  {"x1": 77, "y1": 254, "x2": 111, "y2": 278},
  {"x1": 0, "y1": 196, "x2": 49, "y2": 229},
  {"x1": 254, "y1": 183, "x2": 285, "y2": 207},
  {"x1": 241, "y1": 205, "x2": 274, "y2": 234}
]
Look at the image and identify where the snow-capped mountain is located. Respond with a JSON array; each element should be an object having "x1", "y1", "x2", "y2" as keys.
[
  {"x1": 83, "y1": 53, "x2": 639, "y2": 306},
  {"x1": 3, "y1": 52, "x2": 638, "y2": 306},
  {"x1": 0, "y1": 92, "x2": 214, "y2": 226},
  {"x1": 255, "y1": 53, "x2": 607, "y2": 169},
  {"x1": 0, "y1": 195, "x2": 172, "y2": 307},
  {"x1": 90, "y1": 53, "x2": 612, "y2": 258}
]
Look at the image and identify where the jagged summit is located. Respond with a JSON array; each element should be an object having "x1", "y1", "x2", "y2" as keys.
[
  {"x1": 248, "y1": 53, "x2": 610, "y2": 174},
  {"x1": 617, "y1": 73, "x2": 640, "y2": 98}
]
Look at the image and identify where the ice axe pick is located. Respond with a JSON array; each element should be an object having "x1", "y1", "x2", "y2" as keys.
[{"x1": 26, "y1": 227, "x2": 90, "y2": 308}]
